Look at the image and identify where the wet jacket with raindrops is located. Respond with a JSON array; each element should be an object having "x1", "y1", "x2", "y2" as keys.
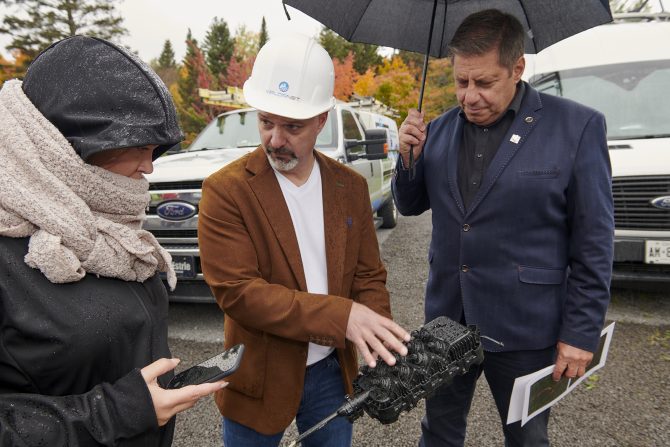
[{"x1": 0, "y1": 237, "x2": 174, "y2": 446}]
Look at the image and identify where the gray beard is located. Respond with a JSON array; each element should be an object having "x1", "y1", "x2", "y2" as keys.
[
  {"x1": 267, "y1": 153, "x2": 299, "y2": 172},
  {"x1": 265, "y1": 146, "x2": 299, "y2": 172}
]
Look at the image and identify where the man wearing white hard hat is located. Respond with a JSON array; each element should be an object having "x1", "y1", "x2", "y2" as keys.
[{"x1": 198, "y1": 33, "x2": 410, "y2": 446}]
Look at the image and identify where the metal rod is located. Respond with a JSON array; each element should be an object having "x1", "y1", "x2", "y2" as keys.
[
  {"x1": 409, "y1": 0, "x2": 439, "y2": 180},
  {"x1": 287, "y1": 411, "x2": 340, "y2": 447},
  {"x1": 417, "y1": 0, "x2": 439, "y2": 113},
  {"x1": 287, "y1": 391, "x2": 370, "y2": 446}
]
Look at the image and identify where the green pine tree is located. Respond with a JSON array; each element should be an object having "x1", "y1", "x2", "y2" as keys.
[
  {"x1": 0, "y1": 0, "x2": 127, "y2": 61},
  {"x1": 319, "y1": 28, "x2": 381, "y2": 75},
  {"x1": 319, "y1": 28, "x2": 350, "y2": 61},
  {"x1": 203, "y1": 17, "x2": 234, "y2": 85},
  {"x1": 158, "y1": 39, "x2": 176, "y2": 69},
  {"x1": 258, "y1": 17, "x2": 269, "y2": 50}
]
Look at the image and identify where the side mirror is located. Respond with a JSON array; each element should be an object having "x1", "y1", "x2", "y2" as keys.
[
  {"x1": 362, "y1": 128, "x2": 388, "y2": 160},
  {"x1": 344, "y1": 128, "x2": 389, "y2": 161}
]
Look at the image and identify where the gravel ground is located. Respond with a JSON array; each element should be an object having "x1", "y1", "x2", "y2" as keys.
[{"x1": 169, "y1": 212, "x2": 670, "y2": 446}]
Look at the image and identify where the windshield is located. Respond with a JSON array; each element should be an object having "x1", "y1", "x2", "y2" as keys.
[
  {"x1": 186, "y1": 109, "x2": 337, "y2": 152},
  {"x1": 529, "y1": 60, "x2": 670, "y2": 140}
]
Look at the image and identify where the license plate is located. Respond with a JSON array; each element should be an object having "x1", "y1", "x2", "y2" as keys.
[
  {"x1": 171, "y1": 255, "x2": 196, "y2": 278},
  {"x1": 644, "y1": 240, "x2": 670, "y2": 265}
]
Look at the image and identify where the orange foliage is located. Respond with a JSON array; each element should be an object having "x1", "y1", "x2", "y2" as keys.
[
  {"x1": 373, "y1": 56, "x2": 419, "y2": 122},
  {"x1": 0, "y1": 50, "x2": 31, "y2": 83},
  {"x1": 223, "y1": 48, "x2": 255, "y2": 88},
  {"x1": 332, "y1": 52, "x2": 357, "y2": 101},
  {"x1": 353, "y1": 68, "x2": 377, "y2": 97}
]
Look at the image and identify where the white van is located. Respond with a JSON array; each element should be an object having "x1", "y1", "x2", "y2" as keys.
[
  {"x1": 144, "y1": 104, "x2": 399, "y2": 301},
  {"x1": 524, "y1": 14, "x2": 670, "y2": 284}
]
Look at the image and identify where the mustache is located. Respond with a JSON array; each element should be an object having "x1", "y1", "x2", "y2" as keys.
[{"x1": 265, "y1": 145, "x2": 296, "y2": 158}]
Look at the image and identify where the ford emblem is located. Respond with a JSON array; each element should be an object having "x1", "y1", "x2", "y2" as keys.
[
  {"x1": 156, "y1": 201, "x2": 197, "y2": 221},
  {"x1": 650, "y1": 196, "x2": 670, "y2": 210}
]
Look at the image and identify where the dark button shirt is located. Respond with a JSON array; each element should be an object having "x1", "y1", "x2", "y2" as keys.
[{"x1": 458, "y1": 82, "x2": 526, "y2": 210}]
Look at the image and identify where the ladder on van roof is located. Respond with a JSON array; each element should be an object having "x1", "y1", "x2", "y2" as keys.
[
  {"x1": 612, "y1": 12, "x2": 670, "y2": 23},
  {"x1": 345, "y1": 94, "x2": 399, "y2": 118}
]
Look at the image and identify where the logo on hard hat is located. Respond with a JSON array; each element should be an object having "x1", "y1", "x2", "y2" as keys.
[{"x1": 278, "y1": 81, "x2": 289, "y2": 92}]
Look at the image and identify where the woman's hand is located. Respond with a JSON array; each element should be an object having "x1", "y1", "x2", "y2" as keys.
[{"x1": 141, "y1": 358, "x2": 228, "y2": 426}]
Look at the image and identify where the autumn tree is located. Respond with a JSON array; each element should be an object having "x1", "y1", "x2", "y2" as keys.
[
  {"x1": 353, "y1": 68, "x2": 377, "y2": 97},
  {"x1": 397, "y1": 50, "x2": 426, "y2": 74},
  {"x1": 258, "y1": 17, "x2": 269, "y2": 49},
  {"x1": 177, "y1": 30, "x2": 217, "y2": 144},
  {"x1": 232, "y1": 25, "x2": 259, "y2": 62},
  {"x1": 219, "y1": 25, "x2": 258, "y2": 89},
  {"x1": 0, "y1": 0, "x2": 127, "y2": 62},
  {"x1": 203, "y1": 17, "x2": 234, "y2": 86},
  {"x1": 223, "y1": 46, "x2": 255, "y2": 88},
  {"x1": 0, "y1": 53, "x2": 16, "y2": 84},
  {"x1": 332, "y1": 52, "x2": 357, "y2": 101},
  {"x1": 0, "y1": 49, "x2": 31, "y2": 83},
  {"x1": 421, "y1": 58, "x2": 457, "y2": 121},
  {"x1": 374, "y1": 56, "x2": 419, "y2": 122},
  {"x1": 319, "y1": 28, "x2": 382, "y2": 75}
]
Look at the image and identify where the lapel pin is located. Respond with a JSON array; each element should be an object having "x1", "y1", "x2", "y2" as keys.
[
  {"x1": 346, "y1": 216, "x2": 353, "y2": 228},
  {"x1": 510, "y1": 134, "x2": 521, "y2": 144},
  {"x1": 524, "y1": 116, "x2": 534, "y2": 123}
]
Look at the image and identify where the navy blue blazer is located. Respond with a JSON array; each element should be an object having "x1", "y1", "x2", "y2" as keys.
[{"x1": 393, "y1": 83, "x2": 614, "y2": 353}]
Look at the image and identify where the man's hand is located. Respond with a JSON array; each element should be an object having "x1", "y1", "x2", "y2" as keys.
[
  {"x1": 552, "y1": 341, "x2": 593, "y2": 381},
  {"x1": 399, "y1": 109, "x2": 427, "y2": 167},
  {"x1": 346, "y1": 302, "x2": 410, "y2": 368}
]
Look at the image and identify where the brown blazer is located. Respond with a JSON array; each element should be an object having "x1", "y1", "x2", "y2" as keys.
[{"x1": 198, "y1": 147, "x2": 392, "y2": 434}]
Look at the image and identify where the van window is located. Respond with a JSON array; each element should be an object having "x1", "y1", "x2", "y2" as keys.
[
  {"x1": 341, "y1": 110, "x2": 365, "y2": 156},
  {"x1": 530, "y1": 60, "x2": 670, "y2": 140},
  {"x1": 316, "y1": 110, "x2": 337, "y2": 148}
]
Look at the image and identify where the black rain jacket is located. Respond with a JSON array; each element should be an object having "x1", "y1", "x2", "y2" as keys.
[{"x1": 0, "y1": 237, "x2": 174, "y2": 446}]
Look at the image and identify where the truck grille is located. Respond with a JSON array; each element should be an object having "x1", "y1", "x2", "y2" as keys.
[
  {"x1": 151, "y1": 230, "x2": 198, "y2": 238},
  {"x1": 149, "y1": 180, "x2": 203, "y2": 191},
  {"x1": 612, "y1": 176, "x2": 670, "y2": 230}
]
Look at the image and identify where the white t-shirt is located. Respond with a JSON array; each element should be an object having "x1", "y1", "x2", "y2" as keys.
[{"x1": 274, "y1": 160, "x2": 334, "y2": 365}]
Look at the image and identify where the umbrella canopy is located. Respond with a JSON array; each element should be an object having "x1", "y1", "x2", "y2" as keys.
[
  {"x1": 283, "y1": 0, "x2": 613, "y2": 57},
  {"x1": 283, "y1": 0, "x2": 613, "y2": 176}
]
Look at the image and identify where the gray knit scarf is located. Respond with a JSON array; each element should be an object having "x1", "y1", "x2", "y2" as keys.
[{"x1": 0, "y1": 80, "x2": 176, "y2": 289}]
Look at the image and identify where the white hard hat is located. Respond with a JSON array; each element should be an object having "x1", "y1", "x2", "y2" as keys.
[{"x1": 243, "y1": 33, "x2": 336, "y2": 120}]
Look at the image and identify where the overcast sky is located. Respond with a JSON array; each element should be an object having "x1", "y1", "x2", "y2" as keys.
[{"x1": 0, "y1": 0, "x2": 325, "y2": 62}]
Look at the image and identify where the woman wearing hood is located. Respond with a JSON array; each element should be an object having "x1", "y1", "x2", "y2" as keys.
[{"x1": 0, "y1": 36, "x2": 225, "y2": 446}]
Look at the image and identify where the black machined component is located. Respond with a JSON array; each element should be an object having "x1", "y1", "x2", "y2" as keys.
[
  {"x1": 350, "y1": 316, "x2": 484, "y2": 424},
  {"x1": 289, "y1": 316, "x2": 484, "y2": 446}
]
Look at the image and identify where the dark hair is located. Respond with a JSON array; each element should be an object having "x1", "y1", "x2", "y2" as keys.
[{"x1": 448, "y1": 9, "x2": 525, "y2": 73}]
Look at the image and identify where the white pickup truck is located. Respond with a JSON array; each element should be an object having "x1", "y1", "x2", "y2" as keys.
[{"x1": 145, "y1": 104, "x2": 399, "y2": 302}]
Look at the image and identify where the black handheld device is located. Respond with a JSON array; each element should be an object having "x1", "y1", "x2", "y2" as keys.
[{"x1": 166, "y1": 344, "x2": 245, "y2": 389}]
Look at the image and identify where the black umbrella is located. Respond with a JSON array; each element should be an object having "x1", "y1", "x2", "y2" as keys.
[{"x1": 282, "y1": 0, "x2": 613, "y2": 175}]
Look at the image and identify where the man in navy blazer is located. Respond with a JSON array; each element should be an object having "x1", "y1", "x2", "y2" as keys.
[{"x1": 393, "y1": 9, "x2": 614, "y2": 447}]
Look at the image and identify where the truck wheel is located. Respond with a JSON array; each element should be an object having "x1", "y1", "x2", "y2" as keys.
[{"x1": 379, "y1": 199, "x2": 398, "y2": 229}]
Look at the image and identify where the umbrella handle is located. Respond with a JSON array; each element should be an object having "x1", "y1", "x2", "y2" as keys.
[{"x1": 408, "y1": 0, "x2": 439, "y2": 181}]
